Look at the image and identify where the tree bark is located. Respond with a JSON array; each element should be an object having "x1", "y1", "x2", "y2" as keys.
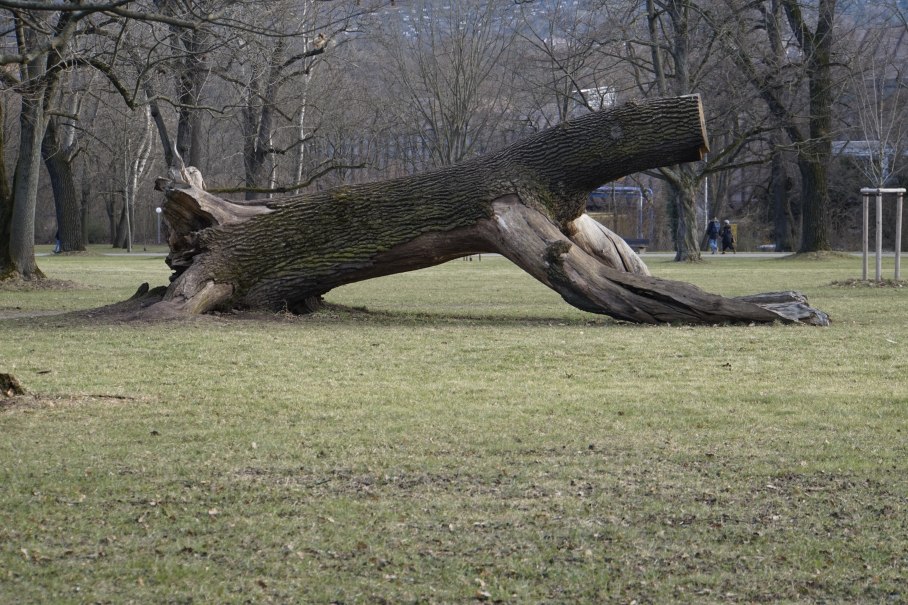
[
  {"x1": 42, "y1": 118, "x2": 85, "y2": 253},
  {"x1": 670, "y1": 164, "x2": 702, "y2": 262},
  {"x1": 113, "y1": 201, "x2": 129, "y2": 250},
  {"x1": 3, "y1": 10, "x2": 68, "y2": 280},
  {"x1": 0, "y1": 102, "x2": 13, "y2": 278},
  {"x1": 154, "y1": 0, "x2": 210, "y2": 169},
  {"x1": 9, "y1": 93, "x2": 46, "y2": 280},
  {"x1": 150, "y1": 95, "x2": 828, "y2": 326},
  {"x1": 770, "y1": 145, "x2": 793, "y2": 252},
  {"x1": 782, "y1": 0, "x2": 836, "y2": 252},
  {"x1": 241, "y1": 42, "x2": 282, "y2": 201},
  {"x1": 175, "y1": 30, "x2": 208, "y2": 169},
  {"x1": 80, "y1": 169, "x2": 91, "y2": 245}
]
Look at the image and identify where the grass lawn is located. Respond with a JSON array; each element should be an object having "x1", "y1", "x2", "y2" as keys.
[{"x1": 1, "y1": 247, "x2": 906, "y2": 603}]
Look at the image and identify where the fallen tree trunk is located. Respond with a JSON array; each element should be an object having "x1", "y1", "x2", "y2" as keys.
[{"x1": 151, "y1": 95, "x2": 828, "y2": 325}]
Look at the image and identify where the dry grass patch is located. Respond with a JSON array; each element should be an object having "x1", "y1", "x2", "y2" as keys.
[
  {"x1": 830, "y1": 277, "x2": 907, "y2": 288},
  {"x1": 1, "y1": 251, "x2": 906, "y2": 603}
]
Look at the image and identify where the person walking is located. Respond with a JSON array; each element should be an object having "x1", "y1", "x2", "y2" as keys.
[
  {"x1": 720, "y1": 220, "x2": 736, "y2": 254},
  {"x1": 706, "y1": 217, "x2": 720, "y2": 254}
]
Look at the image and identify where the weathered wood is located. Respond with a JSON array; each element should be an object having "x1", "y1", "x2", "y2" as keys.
[
  {"x1": 485, "y1": 199, "x2": 827, "y2": 324},
  {"x1": 150, "y1": 95, "x2": 829, "y2": 326}
]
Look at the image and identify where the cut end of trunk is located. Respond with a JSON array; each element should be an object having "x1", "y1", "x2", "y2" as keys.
[{"x1": 686, "y1": 93, "x2": 710, "y2": 158}]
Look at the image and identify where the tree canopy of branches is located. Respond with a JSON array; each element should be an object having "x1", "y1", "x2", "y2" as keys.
[{"x1": 1, "y1": 0, "x2": 905, "y2": 288}]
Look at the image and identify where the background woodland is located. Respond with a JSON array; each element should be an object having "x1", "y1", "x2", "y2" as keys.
[{"x1": 2, "y1": 0, "x2": 907, "y2": 278}]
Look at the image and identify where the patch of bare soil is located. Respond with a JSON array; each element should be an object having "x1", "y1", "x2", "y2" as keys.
[
  {"x1": 1, "y1": 280, "x2": 325, "y2": 326},
  {"x1": 0, "y1": 309, "x2": 67, "y2": 320},
  {"x1": 67, "y1": 284, "x2": 317, "y2": 325},
  {"x1": 0, "y1": 277, "x2": 84, "y2": 319},
  {"x1": 0, "y1": 276, "x2": 80, "y2": 291},
  {"x1": 2, "y1": 283, "x2": 213, "y2": 326},
  {"x1": 780, "y1": 251, "x2": 855, "y2": 261},
  {"x1": 2, "y1": 372, "x2": 142, "y2": 411},
  {"x1": 829, "y1": 278, "x2": 907, "y2": 288},
  {"x1": 70, "y1": 283, "x2": 182, "y2": 323}
]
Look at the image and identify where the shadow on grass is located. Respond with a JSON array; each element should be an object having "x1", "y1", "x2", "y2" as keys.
[
  {"x1": 777, "y1": 251, "x2": 855, "y2": 261},
  {"x1": 1, "y1": 282, "x2": 617, "y2": 329}
]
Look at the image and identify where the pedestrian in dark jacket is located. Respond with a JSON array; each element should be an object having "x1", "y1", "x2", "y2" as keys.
[{"x1": 720, "y1": 220, "x2": 735, "y2": 254}]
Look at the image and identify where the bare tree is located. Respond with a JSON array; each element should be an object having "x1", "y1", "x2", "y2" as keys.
[
  {"x1": 764, "y1": 0, "x2": 798, "y2": 251},
  {"x1": 0, "y1": 0, "x2": 370, "y2": 278},
  {"x1": 149, "y1": 0, "x2": 222, "y2": 170},
  {"x1": 611, "y1": 0, "x2": 768, "y2": 260},
  {"x1": 2, "y1": 8, "x2": 63, "y2": 279},
  {"x1": 714, "y1": 0, "x2": 842, "y2": 252},
  {"x1": 0, "y1": 1, "x2": 200, "y2": 279},
  {"x1": 40, "y1": 71, "x2": 97, "y2": 253},
  {"x1": 132, "y1": 0, "x2": 380, "y2": 198},
  {"x1": 0, "y1": 101, "x2": 13, "y2": 272},
  {"x1": 514, "y1": 0, "x2": 620, "y2": 130},
  {"x1": 119, "y1": 106, "x2": 155, "y2": 252},
  {"x1": 376, "y1": 0, "x2": 520, "y2": 169},
  {"x1": 225, "y1": 1, "x2": 341, "y2": 199},
  {"x1": 844, "y1": 20, "x2": 908, "y2": 187}
]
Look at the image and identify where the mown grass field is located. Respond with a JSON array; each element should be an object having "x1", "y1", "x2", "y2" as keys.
[{"x1": 1, "y1": 247, "x2": 906, "y2": 604}]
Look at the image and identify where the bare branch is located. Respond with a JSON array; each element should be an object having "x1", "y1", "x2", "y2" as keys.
[
  {"x1": 208, "y1": 162, "x2": 368, "y2": 195},
  {"x1": 0, "y1": 0, "x2": 131, "y2": 11}
]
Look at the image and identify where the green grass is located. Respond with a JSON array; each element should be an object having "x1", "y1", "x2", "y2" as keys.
[{"x1": 1, "y1": 249, "x2": 906, "y2": 603}]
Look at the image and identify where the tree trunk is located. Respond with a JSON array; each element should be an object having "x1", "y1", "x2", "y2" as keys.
[
  {"x1": 671, "y1": 165, "x2": 702, "y2": 261},
  {"x1": 770, "y1": 146, "x2": 793, "y2": 252},
  {"x1": 114, "y1": 202, "x2": 129, "y2": 249},
  {"x1": 176, "y1": 28, "x2": 208, "y2": 170},
  {"x1": 80, "y1": 167, "x2": 91, "y2": 244},
  {"x1": 0, "y1": 102, "x2": 13, "y2": 278},
  {"x1": 797, "y1": 152, "x2": 831, "y2": 252},
  {"x1": 42, "y1": 118, "x2": 85, "y2": 252},
  {"x1": 149, "y1": 96, "x2": 828, "y2": 325},
  {"x1": 106, "y1": 190, "x2": 125, "y2": 248},
  {"x1": 8, "y1": 94, "x2": 46, "y2": 280},
  {"x1": 242, "y1": 43, "x2": 283, "y2": 201},
  {"x1": 783, "y1": 0, "x2": 836, "y2": 253}
]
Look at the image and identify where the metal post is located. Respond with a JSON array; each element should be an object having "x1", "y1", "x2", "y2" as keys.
[
  {"x1": 862, "y1": 193, "x2": 869, "y2": 281},
  {"x1": 155, "y1": 207, "x2": 162, "y2": 245},
  {"x1": 860, "y1": 187, "x2": 906, "y2": 282},
  {"x1": 876, "y1": 192, "x2": 883, "y2": 282},
  {"x1": 896, "y1": 191, "x2": 903, "y2": 281}
]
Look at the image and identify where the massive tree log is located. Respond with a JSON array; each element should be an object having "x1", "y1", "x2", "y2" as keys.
[{"x1": 151, "y1": 95, "x2": 829, "y2": 326}]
